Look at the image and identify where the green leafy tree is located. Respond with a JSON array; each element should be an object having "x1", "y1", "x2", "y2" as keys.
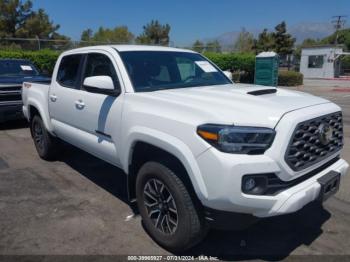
[
  {"x1": 206, "y1": 40, "x2": 221, "y2": 53},
  {"x1": 301, "y1": 38, "x2": 319, "y2": 47},
  {"x1": 272, "y1": 21, "x2": 295, "y2": 56},
  {"x1": 0, "y1": 0, "x2": 33, "y2": 37},
  {"x1": 15, "y1": 8, "x2": 66, "y2": 39},
  {"x1": 234, "y1": 28, "x2": 254, "y2": 52},
  {"x1": 80, "y1": 26, "x2": 134, "y2": 44},
  {"x1": 135, "y1": 20, "x2": 170, "y2": 46},
  {"x1": 0, "y1": 0, "x2": 64, "y2": 39},
  {"x1": 254, "y1": 28, "x2": 275, "y2": 53},
  {"x1": 192, "y1": 40, "x2": 204, "y2": 53},
  {"x1": 93, "y1": 26, "x2": 134, "y2": 43},
  {"x1": 80, "y1": 28, "x2": 93, "y2": 42},
  {"x1": 321, "y1": 28, "x2": 350, "y2": 50}
]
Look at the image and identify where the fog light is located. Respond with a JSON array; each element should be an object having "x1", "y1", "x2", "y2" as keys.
[
  {"x1": 242, "y1": 175, "x2": 268, "y2": 195},
  {"x1": 244, "y1": 178, "x2": 256, "y2": 191}
]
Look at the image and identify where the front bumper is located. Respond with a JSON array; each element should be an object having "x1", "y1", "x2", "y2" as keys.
[
  {"x1": 196, "y1": 148, "x2": 348, "y2": 218},
  {"x1": 0, "y1": 103, "x2": 23, "y2": 123}
]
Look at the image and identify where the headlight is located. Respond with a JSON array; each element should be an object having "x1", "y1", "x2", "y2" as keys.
[{"x1": 197, "y1": 124, "x2": 275, "y2": 154}]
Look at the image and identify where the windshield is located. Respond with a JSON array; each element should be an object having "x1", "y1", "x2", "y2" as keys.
[
  {"x1": 119, "y1": 51, "x2": 231, "y2": 92},
  {"x1": 0, "y1": 60, "x2": 39, "y2": 77}
]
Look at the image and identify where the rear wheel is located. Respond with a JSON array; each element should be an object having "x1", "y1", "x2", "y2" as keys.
[
  {"x1": 30, "y1": 115, "x2": 59, "y2": 160},
  {"x1": 136, "y1": 161, "x2": 208, "y2": 252}
]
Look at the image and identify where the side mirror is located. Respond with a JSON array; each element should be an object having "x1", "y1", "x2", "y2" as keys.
[
  {"x1": 83, "y1": 75, "x2": 119, "y2": 96},
  {"x1": 83, "y1": 75, "x2": 114, "y2": 90},
  {"x1": 223, "y1": 71, "x2": 232, "y2": 80}
]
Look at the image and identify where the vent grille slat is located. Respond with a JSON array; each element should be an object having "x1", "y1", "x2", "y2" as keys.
[{"x1": 285, "y1": 112, "x2": 343, "y2": 171}]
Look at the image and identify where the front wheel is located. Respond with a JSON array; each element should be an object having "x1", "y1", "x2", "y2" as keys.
[
  {"x1": 30, "y1": 115, "x2": 59, "y2": 160},
  {"x1": 136, "y1": 161, "x2": 208, "y2": 252}
]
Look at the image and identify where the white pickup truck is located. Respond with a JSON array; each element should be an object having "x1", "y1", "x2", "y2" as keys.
[{"x1": 22, "y1": 45, "x2": 348, "y2": 251}]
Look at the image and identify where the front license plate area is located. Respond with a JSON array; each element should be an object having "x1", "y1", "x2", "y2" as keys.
[{"x1": 317, "y1": 171, "x2": 340, "y2": 202}]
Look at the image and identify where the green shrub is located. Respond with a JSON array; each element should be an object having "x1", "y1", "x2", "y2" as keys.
[
  {"x1": 203, "y1": 52, "x2": 255, "y2": 83},
  {"x1": 278, "y1": 71, "x2": 303, "y2": 86},
  {"x1": 341, "y1": 56, "x2": 350, "y2": 70},
  {"x1": 0, "y1": 49, "x2": 60, "y2": 74}
]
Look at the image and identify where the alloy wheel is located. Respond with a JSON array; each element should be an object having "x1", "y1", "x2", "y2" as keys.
[
  {"x1": 33, "y1": 122, "x2": 44, "y2": 150},
  {"x1": 143, "y1": 178, "x2": 178, "y2": 235}
]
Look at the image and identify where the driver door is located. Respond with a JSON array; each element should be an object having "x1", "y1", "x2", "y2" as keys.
[{"x1": 73, "y1": 51, "x2": 123, "y2": 165}]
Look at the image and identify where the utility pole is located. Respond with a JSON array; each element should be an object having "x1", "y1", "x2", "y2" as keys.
[{"x1": 332, "y1": 15, "x2": 347, "y2": 45}]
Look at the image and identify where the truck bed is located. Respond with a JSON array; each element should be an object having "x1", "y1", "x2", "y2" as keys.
[{"x1": 22, "y1": 81, "x2": 51, "y2": 129}]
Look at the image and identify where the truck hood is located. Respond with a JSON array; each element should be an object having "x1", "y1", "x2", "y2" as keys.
[
  {"x1": 0, "y1": 75, "x2": 50, "y2": 86},
  {"x1": 137, "y1": 84, "x2": 330, "y2": 128}
]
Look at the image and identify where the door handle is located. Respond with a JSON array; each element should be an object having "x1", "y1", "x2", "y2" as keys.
[
  {"x1": 50, "y1": 94, "x2": 57, "y2": 102},
  {"x1": 75, "y1": 99, "x2": 85, "y2": 109}
]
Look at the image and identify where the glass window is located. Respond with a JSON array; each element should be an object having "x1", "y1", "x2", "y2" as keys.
[
  {"x1": 83, "y1": 53, "x2": 119, "y2": 88},
  {"x1": 0, "y1": 60, "x2": 39, "y2": 76},
  {"x1": 119, "y1": 51, "x2": 231, "y2": 92},
  {"x1": 56, "y1": 54, "x2": 82, "y2": 88},
  {"x1": 176, "y1": 57, "x2": 196, "y2": 81},
  {"x1": 308, "y1": 55, "x2": 324, "y2": 68}
]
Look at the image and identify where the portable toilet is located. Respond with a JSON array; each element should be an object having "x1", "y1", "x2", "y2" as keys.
[{"x1": 254, "y1": 51, "x2": 279, "y2": 86}]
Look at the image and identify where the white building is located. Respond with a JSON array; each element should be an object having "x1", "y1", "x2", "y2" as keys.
[{"x1": 300, "y1": 46, "x2": 350, "y2": 79}]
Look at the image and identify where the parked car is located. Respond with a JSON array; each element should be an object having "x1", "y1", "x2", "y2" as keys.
[
  {"x1": 0, "y1": 59, "x2": 50, "y2": 123},
  {"x1": 22, "y1": 45, "x2": 348, "y2": 251}
]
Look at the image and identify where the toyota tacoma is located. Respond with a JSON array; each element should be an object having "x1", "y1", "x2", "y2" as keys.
[{"x1": 22, "y1": 45, "x2": 349, "y2": 251}]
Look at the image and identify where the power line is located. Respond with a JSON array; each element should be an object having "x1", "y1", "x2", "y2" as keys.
[
  {"x1": 331, "y1": 15, "x2": 347, "y2": 45},
  {"x1": 332, "y1": 15, "x2": 347, "y2": 30}
]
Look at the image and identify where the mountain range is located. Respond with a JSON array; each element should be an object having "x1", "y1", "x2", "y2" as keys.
[{"x1": 203, "y1": 22, "x2": 337, "y2": 49}]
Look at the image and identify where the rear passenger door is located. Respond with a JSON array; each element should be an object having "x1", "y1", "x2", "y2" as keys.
[{"x1": 49, "y1": 54, "x2": 85, "y2": 144}]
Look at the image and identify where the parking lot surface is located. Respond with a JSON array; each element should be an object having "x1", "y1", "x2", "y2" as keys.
[{"x1": 0, "y1": 80, "x2": 350, "y2": 260}]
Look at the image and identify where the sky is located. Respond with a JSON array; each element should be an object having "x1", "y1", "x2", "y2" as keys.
[{"x1": 32, "y1": 0, "x2": 350, "y2": 46}]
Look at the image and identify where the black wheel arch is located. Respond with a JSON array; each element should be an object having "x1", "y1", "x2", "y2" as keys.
[
  {"x1": 28, "y1": 105, "x2": 40, "y2": 122},
  {"x1": 128, "y1": 141, "x2": 202, "y2": 213}
]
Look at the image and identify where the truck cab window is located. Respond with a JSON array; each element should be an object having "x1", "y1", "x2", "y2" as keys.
[
  {"x1": 83, "y1": 53, "x2": 120, "y2": 89},
  {"x1": 56, "y1": 54, "x2": 82, "y2": 88}
]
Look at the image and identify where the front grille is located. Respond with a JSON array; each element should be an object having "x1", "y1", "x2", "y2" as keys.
[
  {"x1": 0, "y1": 91, "x2": 22, "y2": 103},
  {"x1": 285, "y1": 112, "x2": 343, "y2": 171},
  {"x1": 0, "y1": 85, "x2": 23, "y2": 104},
  {"x1": 0, "y1": 84, "x2": 22, "y2": 92}
]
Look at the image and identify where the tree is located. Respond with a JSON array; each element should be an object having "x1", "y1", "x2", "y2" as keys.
[
  {"x1": 0, "y1": 0, "x2": 68, "y2": 49},
  {"x1": 15, "y1": 8, "x2": 65, "y2": 39},
  {"x1": 80, "y1": 28, "x2": 93, "y2": 42},
  {"x1": 234, "y1": 28, "x2": 254, "y2": 52},
  {"x1": 206, "y1": 40, "x2": 221, "y2": 52},
  {"x1": 272, "y1": 21, "x2": 295, "y2": 56},
  {"x1": 254, "y1": 28, "x2": 275, "y2": 53},
  {"x1": 93, "y1": 26, "x2": 134, "y2": 43},
  {"x1": 0, "y1": 0, "x2": 33, "y2": 37},
  {"x1": 80, "y1": 26, "x2": 134, "y2": 44},
  {"x1": 135, "y1": 20, "x2": 170, "y2": 46},
  {"x1": 301, "y1": 38, "x2": 319, "y2": 47},
  {"x1": 320, "y1": 28, "x2": 350, "y2": 50},
  {"x1": 192, "y1": 40, "x2": 204, "y2": 53}
]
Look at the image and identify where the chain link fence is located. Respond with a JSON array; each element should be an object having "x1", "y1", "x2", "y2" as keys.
[
  {"x1": 0, "y1": 37, "x2": 181, "y2": 51},
  {"x1": 0, "y1": 37, "x2": 240, "y2": 53},
  {"x1": 0, "y1": 37, "x2": 135, "y2": 51}
]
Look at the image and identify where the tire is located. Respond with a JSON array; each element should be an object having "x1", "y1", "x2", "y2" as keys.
[
  {"x1": 136, "y1": 161, "x2": 208, "y2": 252},
  {"x1": 30, "y1": 115, "x2": 59, "y2": 160}
]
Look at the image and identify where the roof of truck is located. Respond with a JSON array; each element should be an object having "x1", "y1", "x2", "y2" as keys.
[
  {"x1": 113, "y1": 45, "x2": 194, "y2": 53},
  {"x1": 64, "y1": 45, "x2": 195, "y2": 54}
]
